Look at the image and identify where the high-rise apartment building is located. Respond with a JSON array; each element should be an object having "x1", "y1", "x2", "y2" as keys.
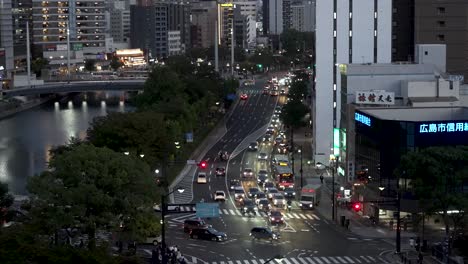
[
  {"x1": 262, "y1": 0, "x2": 283, "y2": 35},
  {"x1": 314, "y1": 0, "x2": 392, "y2": 165},
  {"x1": 391, "y1": 0, "x2": 414, "y2": 62},
  {"x1": 217, "y1": 2, "x2": 235, "y2": 47},
  {"x1": 413, "y1": 0, "x2": 468, "y2": 82},
  {"x1": 0, "y1": 0, "x2": 14, "y2": 75},
  {"x1": 31, "y1": 0, "x2": 107, "y2": 65},
  {"x1": 130, "y1": 1, "x2": 189, "y2": 58},
  {"x1": 290, "y1": 0, "x2": 315, "y2": 32},
  {"x1": 234, "y1": 0, "x2": 257, "y2": 47},
  {"x1": 191, "y1": 0, "x2": 217, "y2": 49},
  {"x1": 12, "y1": 0, "x2": 33, "y2": 66},
  {"x1": 109, "y1": 4, "x2": 131, "y2": 43}
]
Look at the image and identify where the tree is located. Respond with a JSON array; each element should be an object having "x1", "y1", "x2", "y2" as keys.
[
  {"x1": 280, "y1": 99, "x2": 309, "y2": 153},
  {"x1": 397, "y1": 146, "x2": 468, "y2": 235},
  {"x1": 85, "y1": 59, "x2": 96, "y2": 72},
  {"x1": 288, "y1": 79, "x2": 309, "y2": 101},
  {"x1": 27, "y1": 144, "x2": 159, "y2": 249},
  {"x1": 87, "y1": 111, "x2": 175, "y2": 166},
  {"x1": 109, "y1": 56, "x2": 123, "y2": 71},
  {"x1": 31, "y1": 58, "x2": 49, "y2": 77},
  {"x1": 0, "y1": 182, "x2": 14, "y2": 228}
]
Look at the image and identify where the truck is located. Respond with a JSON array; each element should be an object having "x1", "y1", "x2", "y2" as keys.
[{"x1": 299, "y1": 183, "x2": 322, "y2": 210}]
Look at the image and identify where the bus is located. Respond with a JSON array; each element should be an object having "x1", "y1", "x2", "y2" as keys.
[
  {"x1": 272, "y1": 154, "x2": 289, "y2": 166},
  {"x1": 272, "y1": 164, "x2": 294, "y2": 189}
]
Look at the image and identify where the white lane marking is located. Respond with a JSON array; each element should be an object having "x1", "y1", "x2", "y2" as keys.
[
  {"x1": 343, "y1": 256, "x2": 354, "y2": 263},
  {"x1": 290, "y1": 258, "x2": 301, "y2": 264},
  {"x1": 320, "y1": 257, "x2": 332, "y2": 264},
  {"x1": 298, "y1": 258, "x2": 309, "y2": 264}
]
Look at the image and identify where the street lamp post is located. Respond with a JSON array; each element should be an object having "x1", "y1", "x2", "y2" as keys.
[
  {"x1": 396, "y1": 172, "x2": 402, "y2": 254},
  {"x1": 298, "y1": 147, "x2": 303, "y2": 188},
  {"x1": 161, "y1": 187, "x2": 185, "y2": 264}
]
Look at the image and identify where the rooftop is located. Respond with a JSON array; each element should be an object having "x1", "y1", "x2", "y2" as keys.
[
  {"x1": 344, "y1": 63, "x2": 436, "y2": 77},
  {"x1": 359, "y1": 107, "x2": 468, "y2": 122}
]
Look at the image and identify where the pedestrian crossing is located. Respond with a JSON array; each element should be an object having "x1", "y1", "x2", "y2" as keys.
[
  {"x1": 188, "y1": 255, "x2": 389, "y2": 264},
  {"x1": 173, "y1": 206, "x2": 320, "y2": 220}
]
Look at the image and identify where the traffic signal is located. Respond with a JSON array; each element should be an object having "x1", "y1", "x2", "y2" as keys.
[
  {"x1": 257, "y1": 64, "x2": 263, "y2": 68},
  {"x1": 199, "y1": 161, "x2": 207, "y2": 169},
  {"x1": 353, "y1": 203, "x2": 362, "y2": 212}
]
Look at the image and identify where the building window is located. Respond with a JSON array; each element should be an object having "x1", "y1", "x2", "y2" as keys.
[
  {"x1": 437, "y1": 34, "x2": 445, "y2": 41},
  {"x1": 437, "y1": 20, "x2": 446, "y2": 27},
  {"x1": 437, "y1": 7, "x2": 446, "y2": 14}
]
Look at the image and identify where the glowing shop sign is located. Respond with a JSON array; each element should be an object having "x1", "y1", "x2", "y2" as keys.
[
  {"x1": 419, "y1": 122, "x2": 468, "y2": 133},
  {"x1": 355, "y1": 112, "x2": 371, "y2": 127}
]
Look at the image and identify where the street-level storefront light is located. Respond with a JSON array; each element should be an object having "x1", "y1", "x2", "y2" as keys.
[
  {"x1": 140, "y1": 154, "x2": 145, "y2": 158},
  {"x1": 124, "y1": 151, "x2": 130, "y2": 155},
  {"x1": 176, "y1": 187, "x2": 185, "y2": 193},
  {"x1": 155, "y1": 169, "x2": 160, "y2": 174},
  {"x1": 379, "y1": 186, "x2": 385, "y2": 191}
]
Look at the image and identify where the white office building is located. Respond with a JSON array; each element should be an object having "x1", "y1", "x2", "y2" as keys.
[
  {"x1": 168, "y1": 30, "x2": 183, "y2": 56},
  {"x1": 314, "y1": 0, "x2": 392, "y2": 165}
]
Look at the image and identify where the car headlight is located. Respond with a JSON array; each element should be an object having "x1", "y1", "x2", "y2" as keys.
[
  {"x1": 309, "y1": 204, "x2": 313, "y2": 207},
  {"x1": 271, "y1": 217, "x2": 275, "y2": 220},
  {"x1": 292, "y1": 192, "x2": 296, "y2": 195},
  {"x1": 281, "y1": 217, "x2": 284, "y2": 221},
  {"x1": 244, "y1": 207, "x2": 247, "y2": 210},
  {"x1": 299, "y1": 203, "x2": 303, "y2": 207},
  {"x1": 217, "y1": 236, "x2": 222, "y2": 239}
]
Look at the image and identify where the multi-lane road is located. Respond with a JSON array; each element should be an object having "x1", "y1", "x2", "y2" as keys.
[{"x1": 162, "y1": 75, "x2": 395, "y2": 264}]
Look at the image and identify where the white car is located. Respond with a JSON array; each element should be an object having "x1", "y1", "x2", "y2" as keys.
[
  {"x1": 267, "y1": 188, "x2": 279, "y2": 199},
  {"x1": 257, "y1": 153, "x2": 268, "y2": 161},
  {"x1": 272, "y1": 193, "x2": 286, "y2": 207},
  {"x1": 197, "y1": 172, "x2": 207, "y2": 184},
  {"x1": 214, "y1": 191, "x2": 226, "y2": 202}
]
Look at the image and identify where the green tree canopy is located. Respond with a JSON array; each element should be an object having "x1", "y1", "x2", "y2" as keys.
[
  {"x1": 27, "y1": 144, "x2": 159, "y2": 248},
  {"x1": 397, "y1": 146, "x2": 468, "y2": 234},
  {"x1": 109, "y1": 56, "x2": 123, "y2": 71},
  {"x1": 31, "y1": 58, "x2": 49, "y2": 77},
  {"x1": 84, "y1": 59, "x2": 96, "y2": 72},
  {"x1": 280, "y1": 99, "x2": 309, "y2": 129},
  {"x1": 87, "y1": 111, "x2": 175, "y2": 165},
  {"x1": 280, "y1": 29, "x2": 314, "y2": 55},
  {"x1": 288, "y1": 79, "x2": 309, "y2": 101}
]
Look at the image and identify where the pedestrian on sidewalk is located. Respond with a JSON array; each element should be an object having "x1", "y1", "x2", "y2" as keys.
[{"x1": 320, "y1": 175, "x2": 324, "y2": 184}]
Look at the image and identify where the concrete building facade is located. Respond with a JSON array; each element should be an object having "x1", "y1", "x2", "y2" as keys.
[
  {"x1": 290, "y1": 0, "x2": 315, "y2": 32},
  {"x1": 191, "y1": 0, "x2": 217, "y2": 49},
  {"x1": 0, "y1": 0, "x2": 14, "y2": 75},
  {"x1": 314, "y1": 0, "x2": 392, "y2": 166}
]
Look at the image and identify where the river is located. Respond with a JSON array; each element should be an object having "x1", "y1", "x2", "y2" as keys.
[{"x1": 0, "y1": 91, "x2": 134, "y2": 195}]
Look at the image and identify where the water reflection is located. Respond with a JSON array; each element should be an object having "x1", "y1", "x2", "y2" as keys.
[{"x1": 0, "y1": 91, "x2": 134, "y2": 195}]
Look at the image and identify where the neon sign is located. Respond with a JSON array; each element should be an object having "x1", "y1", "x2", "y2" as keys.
[
  {"x1": 355, "y1": 112, "x2": 371, "y2": 126},
  {"x1": 419, "y1": 122, "x2": 468, "y2": 133}
]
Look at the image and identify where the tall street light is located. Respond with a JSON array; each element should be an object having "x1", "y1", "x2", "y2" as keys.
[
  {"x1": 161, "y1": 187, "x2": 185, "y2": 264},
  {"x1": 298, "y1": 146, "x2": 303, "y2": 188},
  {"x1": 264, "y1": 254, "x2": 284, "y2": 264}
]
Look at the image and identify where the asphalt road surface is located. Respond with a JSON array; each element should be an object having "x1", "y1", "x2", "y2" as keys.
[{"x1": 162, "y1": 75, "x2": 395, "y2": 263}]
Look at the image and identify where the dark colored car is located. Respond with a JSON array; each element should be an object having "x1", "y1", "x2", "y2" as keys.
[
  {"x1": 269, "y1": 211, "x2": 284, "y2": 224},
  {"x1": 184, "y1": 219, "x2": 209, "y2": 233},
  {"x1": 283, "y1": 187, "x2": 296, "y2": 199},
  {"x1": 248, "y1": 187, "x2": 260, "y2": 198},
  {"x1": 248, "y1": 142, "x2": 259, "y2": 151},
  {"x1": 263, "y1": 181, "x2": 275, "y2": 190},
  {"x1": 240, "y1": 199, "x2": 256, "y2": 216},
  {"x1": 189, "y1": 228, "x2": 227, "y2": 242},
  {"x1": 215, "y1": 167, "x2": 226, "y2": 176},
  {"x1": 250, "y1": 227, "x2": 280, "y2": 240},
  {"x1": 230, "y1": 179, "x2": 241, "y2": 190}
]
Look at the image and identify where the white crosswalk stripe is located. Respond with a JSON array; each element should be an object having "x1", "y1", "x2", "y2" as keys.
[
  {"x1": 171, "y1": 206, "x2": 321, "y2": 220},
  {"x1": 201, "y1": 256, "x2": 388, "y2": 264}
]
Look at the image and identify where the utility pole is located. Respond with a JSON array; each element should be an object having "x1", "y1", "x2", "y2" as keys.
[
  {"x1": 299, "y1": 146, "x2": 303, "y2": 188},
  {"x1": 26, "y1": 22, "x2": 31, "y2": 88},
  {"x1": 396, "y1": 171, "x2": 402, "y2": 254},
  {"x1": 332, "y1": 155, "x2": 338, "y2": 222},
  {"x1": 230, "y1": 26, "x2": 234, "y2": 76}
]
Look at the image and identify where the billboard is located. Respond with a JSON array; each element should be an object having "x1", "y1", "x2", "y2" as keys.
[
  {"x1": 355, "y1": 91, "x2": 395, "y2": 105},
  {"x1": 56, "y1": 44, "x2": 68, "y2": 51}
]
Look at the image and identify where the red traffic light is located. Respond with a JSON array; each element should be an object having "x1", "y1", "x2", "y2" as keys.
[
  {"x1": 199, "y1": 161, "x2": 207, "y2": 169},
  {"x1": 353, "y1": 203, "x2": 362, "y2": 211}
]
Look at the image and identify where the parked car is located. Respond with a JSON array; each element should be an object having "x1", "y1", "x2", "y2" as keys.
[
  {"x1": 250, "y1": 227, "x2": 280, "y2": 240},
  {"x1": 190, "y1": 228, "x2": 227, "y2": 241}
]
